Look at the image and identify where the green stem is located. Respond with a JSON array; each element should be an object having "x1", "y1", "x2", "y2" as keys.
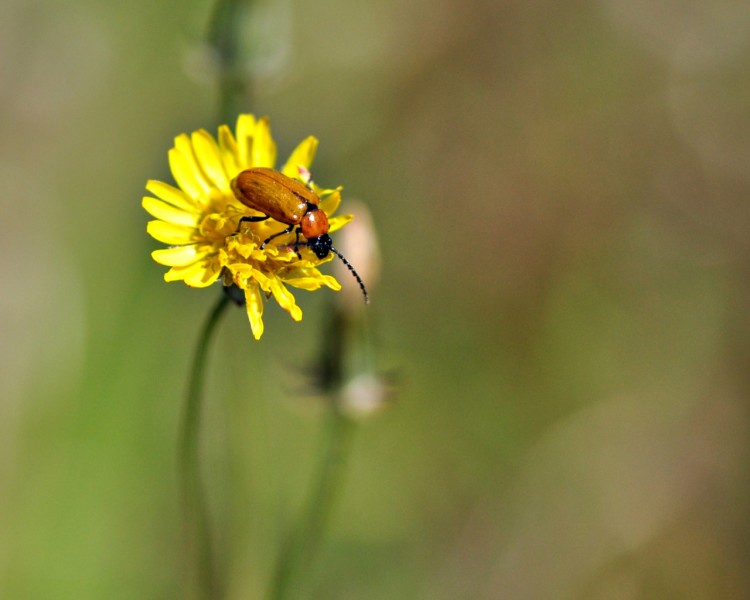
[
  {"x1": 179, "y1": 293, "x2": 231, "y2": 600},
  {"x1": 207, "y1": 0, "x2": 253, "y2": 125},
  {"x1": 178, "y1": 0, "x2": 252, "y2": 595},
  {"x1": 267, "y1": 304, "x2": 359, "y2": 599},
  {"x1": 268, "y1": 409, "x2": 355, "y2": 600}
]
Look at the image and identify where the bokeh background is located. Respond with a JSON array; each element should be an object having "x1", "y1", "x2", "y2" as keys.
[{"x1": 3, "y1": 0, "x2": 750, "y2": 597}]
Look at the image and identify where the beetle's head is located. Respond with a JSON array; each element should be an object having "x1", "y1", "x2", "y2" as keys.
[
  {"x1": 308, "y1": 234, "x2": 333, "y2": 259},
  {"x1": 299, "y1": 236, "x2": 370, "y2": 303}
]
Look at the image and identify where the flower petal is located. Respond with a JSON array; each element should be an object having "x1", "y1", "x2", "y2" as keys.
[
  {"x1": 192, "y1": 129, "x2": 230, "y2": 192},
  {"x1": 146, "y1": 180, "x2": 198, "y2": 212},
  {"x1": 147, "y1": 220, "x2": 196, "y2": 245},
  {"x1": 184, "y1": 260, "x2": 222, "y2": 287},
  {"x1": 218, "y1": 125, "x2": 240, "y2": 179},
  {"x1": 164, "y1": 258, "x2": 221, "y2": 287},
  {"x1": 175, "y1": 133, "x2": 210, "y2": 179},
  {"x1": 236, "y1": 114, "x2": 256, "y2": 167},
  {"x1": 152, "y1": 244, "x2": 208, "y2": 267},
  {"x1": 284, "y1": 274, "x2": 341, "y2": 291},
  {"x1": 281, "y1": 136, "x2": 319, "y2": 179},
  {"x1": 169, "y1": 147, "x2": 207, "y2": 201},
  {"x1": 142, "y1": 196, "x2": 200, "y2": 226},
  {"x1": 252, "y1": 116, "x2": 277, "y2": 168},
  {"x1": 319, "y1": 190, "x2": 342, "y2": 216},
  {"x1": 270, "y1": 280, "x2": 302, "y2": 321},
  {"x1": 327, "y1": 214, "x2": 353, "y2": 233},
  {"x1": 244, "y1": 282, "x2": 265, "y2": 339}
]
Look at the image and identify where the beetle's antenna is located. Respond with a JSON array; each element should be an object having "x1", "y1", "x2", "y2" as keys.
[{"x1": 330, "y1": 246, "x2": 370, "y2": 304}]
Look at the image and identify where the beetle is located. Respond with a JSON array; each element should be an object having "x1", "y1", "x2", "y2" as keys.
[{"x1": 231, "y1": 167, "x2": 369, "y2": 303}]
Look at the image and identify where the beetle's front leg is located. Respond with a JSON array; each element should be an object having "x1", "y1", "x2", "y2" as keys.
[{"x1": 261, "y1": 224, "x2": 295, "y2": 250}]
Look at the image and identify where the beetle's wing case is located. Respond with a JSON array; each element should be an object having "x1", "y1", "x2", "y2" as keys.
[{"x1": 232, "y1": 168, "x2": 319, "y2": 225}]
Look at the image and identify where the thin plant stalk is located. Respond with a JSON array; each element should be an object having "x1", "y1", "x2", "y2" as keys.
[
  {"x1": 268, "y1": 409, "x2": 355, "y2": 600},
  {"x1": 268, "y1": 306, "x2": 357, "y2": 600},
  {"x1": 178, "y1": 293, "x2": 231, "y2": 599},
  {"x1": 207, "y1": 0, "x2": 253, "y2": 125},
  {"x1": 179, "y1": 0, "x2": 255, "y2": 595}
]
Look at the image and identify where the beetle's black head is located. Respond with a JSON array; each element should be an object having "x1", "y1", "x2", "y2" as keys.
[
  {"x1": 298, "y1": 237, "x2": 370, "y2": 304},
  {"x1": 308, "y1": 234, "x2": 333, "y2": 259}
]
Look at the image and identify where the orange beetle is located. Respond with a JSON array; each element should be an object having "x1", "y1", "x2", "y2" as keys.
[{"x1": 232, "y1": 167, "x2": 369, "y2": 302}]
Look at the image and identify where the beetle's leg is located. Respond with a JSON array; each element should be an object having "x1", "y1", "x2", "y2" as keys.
[
  {"x1": 238, "y1": 215, "x2": 270, "y2": 234},
  {"x1": 261, "y1": 224, "x2": 295, "y2": 249},
  {"x1": 239, "y1": 215, "x2": 270, "y2": 225},
  {"x1": 293, "y1": 227, "x2": 303, "y2": 259},
  {"x1": 233, "y1": 215, "x2": 269, "y2": 240}
]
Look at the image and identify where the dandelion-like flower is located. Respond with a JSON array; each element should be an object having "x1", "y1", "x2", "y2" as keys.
[{"x1": 143, "y1": 114, "x2": 352, "y2": 339}]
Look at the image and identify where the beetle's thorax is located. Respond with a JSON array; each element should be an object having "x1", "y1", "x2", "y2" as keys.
[{"x1": 300, "y1": 205, "x2": 329, "y2": 240}]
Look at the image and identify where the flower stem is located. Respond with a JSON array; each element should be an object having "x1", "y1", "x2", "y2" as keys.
[
  {"x1": 268, "y1": 409, "x2": 355, "y2": 600},
  {"x1": 207, "y1": 0, "x2": 253, "y2": 126},
  {"x1": 267, "y1": 306, "x2": 357, "y2": 600},
  {"x1": 179, "y1": 292, "x2": 231, "y2": 600}
]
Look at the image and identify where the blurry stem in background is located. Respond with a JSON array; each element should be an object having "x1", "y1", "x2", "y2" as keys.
[
  {"x1": 207, "y1": 0, "x2": 253, "y2": 125},
  {"x1": 268, "y1": 410, "x2": 355, "y2": 600},
  {"x1": 177, "y1": 0, "x2": 252, "y2": 595},
  {"x1": 267, "y1": 307, "x2": 358, "y2": 600},
  {"x1": 178, "y1": 293, "x2": 231, "y2": 600}
]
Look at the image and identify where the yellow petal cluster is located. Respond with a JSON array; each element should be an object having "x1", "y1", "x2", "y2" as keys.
[{"x1": 143, "y1": 114, "x2": 352, "y2": 339}]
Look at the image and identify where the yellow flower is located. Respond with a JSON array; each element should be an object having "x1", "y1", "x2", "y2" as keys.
[{"x1": 143, "y1": 114, "x2": 352, "y2": 339}]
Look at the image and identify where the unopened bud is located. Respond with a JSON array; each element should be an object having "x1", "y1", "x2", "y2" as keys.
[
  {"x1": 339, "y1": 373, "x2": 394, "y2": 419},
  {"x1": 334, "y1": 200, "x2": 380, "y2": 310}
]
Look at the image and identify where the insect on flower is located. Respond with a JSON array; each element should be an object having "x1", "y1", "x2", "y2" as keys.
[
  {"x1": 143, "y1": 114, "x2": 367, "y2": 339},
  {"x1": 232, "y1": 167, "x2": 369, "y2": 303}
]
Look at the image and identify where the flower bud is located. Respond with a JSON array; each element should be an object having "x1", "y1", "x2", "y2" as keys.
[
  {"x1": 339, "y1": 373, "x2": 394, "y2": 419},
  {"x1": 333, "y1": 200, "x2": 380, "y2": 310}
]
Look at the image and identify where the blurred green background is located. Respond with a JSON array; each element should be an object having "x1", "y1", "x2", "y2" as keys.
[{"x1": 3, "y1": 0, "x2": 750, "y2": 597}]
